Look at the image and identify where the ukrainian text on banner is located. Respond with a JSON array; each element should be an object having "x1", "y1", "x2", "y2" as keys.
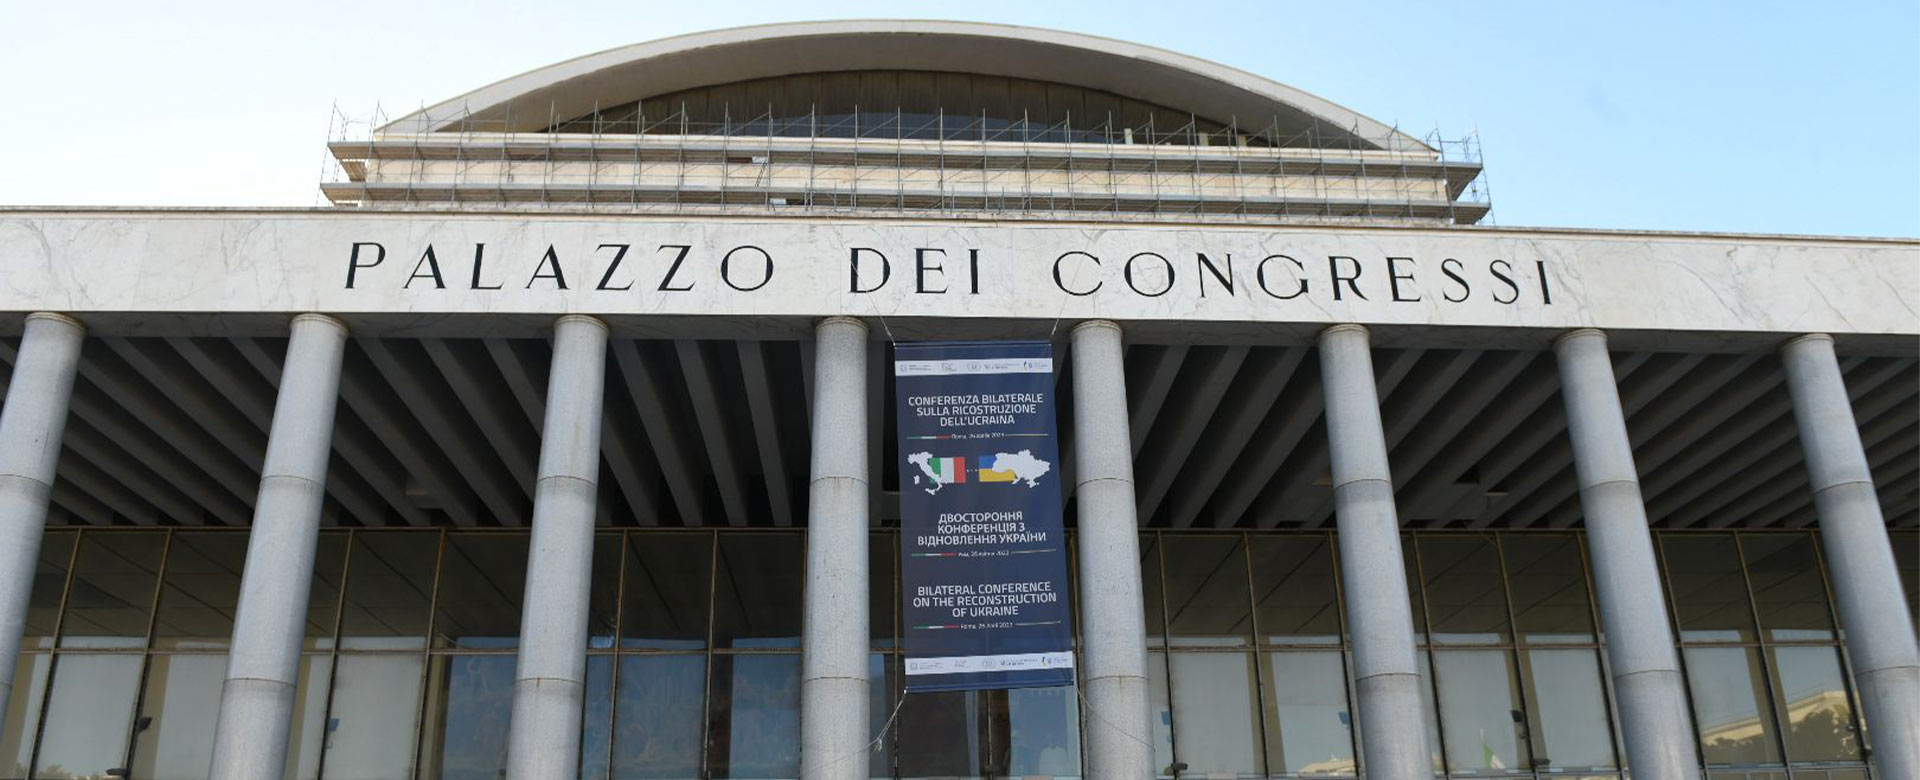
[{"x1": 895, "y1": 341, "x2": 1073, "y2": 692}]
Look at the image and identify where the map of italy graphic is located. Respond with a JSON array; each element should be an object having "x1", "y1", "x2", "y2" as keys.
[{"x1": 906, "y1": 451, "x2": 1051, "y2": 494}]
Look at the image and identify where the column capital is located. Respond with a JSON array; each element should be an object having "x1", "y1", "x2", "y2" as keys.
[
  {"x1": 816, "y1": 315, "x2": 868, "y2": 333},
  {"x1": 1554, "y1": 327, "x2": 1608, "y2": 347},
  {"x1": 1780, "y1": 332, "x2": 1834, "y2": 354},
  {"x1": 24, "y1": 312, "x2": 85, "y2": 333},
  {"x1": 1320, "y1": 322, "x2": 1368, "y2": 338},
  {"x1": 554, "y1": 313, "x2": 608, "y2": 332},
  {"x1": 1070, "y1": 319, "x2": 1122, "y2": 338},
  {"x1": 290, "y1": 312, "x2": 347, "y2": 335}
]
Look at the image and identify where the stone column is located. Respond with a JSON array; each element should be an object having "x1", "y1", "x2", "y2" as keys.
[
  {"x1": 1070, "y1": 320, "x2": 1154, "y2": 779},
  {"x1": 504, "y1": 315, "x2": 609, "y2": 779},
  {"x1": 1554, "y1": 328, "x2": 1701, "y2": 780},
  {"x1": 209, "y1": 314, "x2": 348, "y2": 780},
  {"x1": 801, "y1": 317, "x2": 871, "y2": 780},
  {"x1": 1318, "y1": 324, "x2": 1431, "y2": 780},
  {"x1": 1781, "y1": 333, "x2": 1920, "y2": 780},
  {"x1": 0, "y1": 313, "x2": 84, "y2": 739}
]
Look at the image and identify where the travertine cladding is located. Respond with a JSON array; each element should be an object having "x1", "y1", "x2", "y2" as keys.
[{"x1": 0, "y1": 212, "x2": 1913, "y2": 339}]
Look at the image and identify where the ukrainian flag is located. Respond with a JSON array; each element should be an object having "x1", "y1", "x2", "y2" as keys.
[{"x1": 977, "y1": 456, "x2": 1018, "y2": 483}]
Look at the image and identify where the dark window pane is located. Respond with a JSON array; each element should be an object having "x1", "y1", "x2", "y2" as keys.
[
  {"x1": 896, "y1": 689, "x2": 981, "y2": 777},
  {"x1": 432, "y1": 534, "x2": 528, "y2": 649},
  {"x1": 1741, "y1": 534, "x2": 1836, "y2": 641},
  {"x1": 1251, "y1": 534, "x2": 1341, "y2": 645},
  {"x1": 1431, "y1": 649, "x2": 1530, "y2": 771},
  {"x1": 712, "y1": 533, "x2": 802, "y2": 649},
  {"x1": 322, "y1": 653, "x2": 424, "y2": 780},
  {"x1": 1260, "y1": 650, "x2": 1356, "y2": 775},
  {"x1": 706, "y1": 654, "x2": 800, "y2": 778},
  {"x1": 338, "y1": 532, "x2": 438, "y2": 650},
  {"x1": 588, "y1": 534, "x2": 620, "y2": 649},
  {"x1": 1141, "y1": 534, "x2": 1166, "y2": 646},
  {"x1": 1418, "y1": 535, "x2": 1512, "y2": 645},
  {"x1": 1161, "y1": 535, "x2": 1252, "y2": 647},
  {"x1": 130, "y1": 653, "x2": 228, "y2": 779},
  {"x1": 1403, "y1": 534, "x2": 1428, "y2": 644},
  {"x1": 1518, "y1": 648, "x2": 1617, "y2": 769},
  {"x1": 1170, "y1": 652, "x2": 1264, "y2": 774},
  {"x1": 33, "y1": 653, "x2": 144, "y2": 778},
  {"x1": 58, "y1": 531, "x2": 164, "y2": 648},
  {"x1": 151, "y1": 532, "x2": 248, "y2": 649},
  {"x1": 620, "y1": 533, "x2": 712, "y2": 650},
  {"x1": 307, "y1": 532, "x2": 348, "y2": 647},
  {"x1": 870, "y1": 654, "x2": 894, "y2": 779},
  {"x1": 1663, "y1": 535, "x2": 1757, "y2": 643},
  {"x1": 22, "y1": 530, "x2": 74, "y2": 648},
  {"x1": 0, "y1": 653, "x2": 52, "y2": 776},
  {"x1": 871, "y1": 532, "x2": 895, "y2": 649},
  {"x1": 1767, "y1": 645, "x2": 1861, "y2": 762},
  {"x1": 1895, "y1": 532, "x2": 1917, "y2": 636},
  {"x1": 1683, "y1": 646, "x2": 1783, "y2": 765},
  {"x1": 1503, "y1": 535, "x2": 1597, "y2": 644},
  {"x1": 419, "y1": 654, "x2": 516, "y2": 779},
  {"x1": 611, "y1": 655, "x2": 707, "y2": 778}
]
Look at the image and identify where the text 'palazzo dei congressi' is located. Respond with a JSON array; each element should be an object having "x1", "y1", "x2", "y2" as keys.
[{"x1": 0, "y1": 19, "x2": 1915, "y2": 780}]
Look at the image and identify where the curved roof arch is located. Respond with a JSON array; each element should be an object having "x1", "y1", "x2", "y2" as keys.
[{"x1": 382, "y1": 20, "x2": 1427, "y2": 151}]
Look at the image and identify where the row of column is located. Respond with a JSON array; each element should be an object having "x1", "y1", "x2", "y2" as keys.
[{"x1": 0, "y1": 313, "x2": 1911, "y2": 779}]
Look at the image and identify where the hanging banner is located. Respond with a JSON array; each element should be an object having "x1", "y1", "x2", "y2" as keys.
[{"x1": 895, "y1": 341, "x2": 1073, "y2": 692}]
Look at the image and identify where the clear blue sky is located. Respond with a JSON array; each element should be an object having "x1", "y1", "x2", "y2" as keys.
[{"x1": 2, "y1": 0, "x2": 1914, "y2": 237}]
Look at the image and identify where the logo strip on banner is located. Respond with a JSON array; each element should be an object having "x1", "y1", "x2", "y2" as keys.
[{"x1": 895, "y1": 341, "x2": 1074, "y2": 693}]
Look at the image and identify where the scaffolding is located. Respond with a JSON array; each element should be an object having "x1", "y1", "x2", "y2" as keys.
[{"x1": 320, "y1": 102, "x2": 1493, "y2": 225}]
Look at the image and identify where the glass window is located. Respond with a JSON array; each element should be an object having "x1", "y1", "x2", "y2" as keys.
[
  {"x1": 323, "y1": 654, "x2": 426, "y2": 780},
  {"x1": 896, "y1": 689, "x2": 982, "y2": 777},
  {"x1": 712, "y1": 534, "x2": 802, "y2": 649},
  {"x1": 588, "y1": 535, "x2": 620, "y2": 648},
  {"x1": 1260, "y1": 650, "x2": 1355, "y2": 775},
  {"x1": 1251, "y1": 534, "x2": 1342, "y2": 645},
  {"x1": 284, "y1": 655, "x2": 333, "y2": 780},
  {"x1": 1683, "y1": 646, "x2": 1783, "y2": 765},
  {"x1": 419, "y1": 654, "x2": 517, "y2": 780},
  {"x1": 22, "y1": 530, "x2": 75, "y2": 649},
  {"x1": 1663, "y1": 535, "x2": 1757, "y2": 643},
  {"x1": 1415, "y1": 652, "x2": 1444, "y2": 771},
  {"x1": 1740, "y1": 534, "x2": 1836, "y2": 641},
  {"x1": 150, "y1": 532, "x2": 248, "y2": 649},
  {"x1": 1419, "y1": 536, "x2": 1512, "y2": 645},
  {"x1": 1404, "y1": 535, "x2": 1429, "y2": 644},
  {"x1": 1141, "y1": 534, "x2": 1166, "y2": 647},
  {"x1": 338, "y1": 532, "x2": 438, "y2": 650},
  {"x1": 869, "y1": 653, "x2": 895, "y2": 780},
  {"x1": 1004, "y1": 684, "x2": 1081, "y2": 778},
  {"x1": 1169, "y1": 652, "x2": 1264, "y2": 775},
  {"x1": 0, "y1": 653, "x2": 52, "y2": 776},
  {"x1": 1148, "y1": 652, "x2": 1174, "y2": 778},
  {"x1": 431, "y1": 534, "x2": 528, "y2": 649},
  {"x1": 1430, "y1": 649, "x2": 1530, "y2": 771},
  {"x1": 580, "y1": 655, "x2": 613, "y2": 779},
  {"x1": 1517, "y1": 648, "x2": 1616, "y2": 769},
  {"x1": 619, "y1": 533, "x2": 712, "y2": 650},
  {"x1": 1895, "y1": 532, "x2": 1917, "y2": 635},
  {"x1": 706, "y1": 654, "x2": 800, "y2": 778},
  {"x1": 870, "y1": 532, "x2": 896, "y2": 649},
  {"x1": 612, "y1": 655, "x2": 708, "y2": 778},
  {"x1": 1161, "y1": 536, "x2": 1253, "y2": 647},
  {"x1": 1502, "y1": 535, "x2": 1597, "y2": 644},
  {"x1": 130, "y1": 653, "x2": 229, "y2": 779},
  {"x1": 1766, "y1": 645, "x2": 1860, "y2": 762},
  {"x1": 58, "y1": 531, "x2": 165, "y2": 648},
  {"x1": 33, "y1": 653, "x2": 145, "y2": 779}
]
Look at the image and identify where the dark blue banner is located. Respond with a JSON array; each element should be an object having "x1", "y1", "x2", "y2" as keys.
[{"x1": 895, "y1": 341, "x2": 1073, "y2": 693}]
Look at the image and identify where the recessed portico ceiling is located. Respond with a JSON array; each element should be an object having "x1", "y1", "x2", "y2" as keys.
[{"x1": 380, "y1": 20, "x2": 1428, "y2": 151}]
